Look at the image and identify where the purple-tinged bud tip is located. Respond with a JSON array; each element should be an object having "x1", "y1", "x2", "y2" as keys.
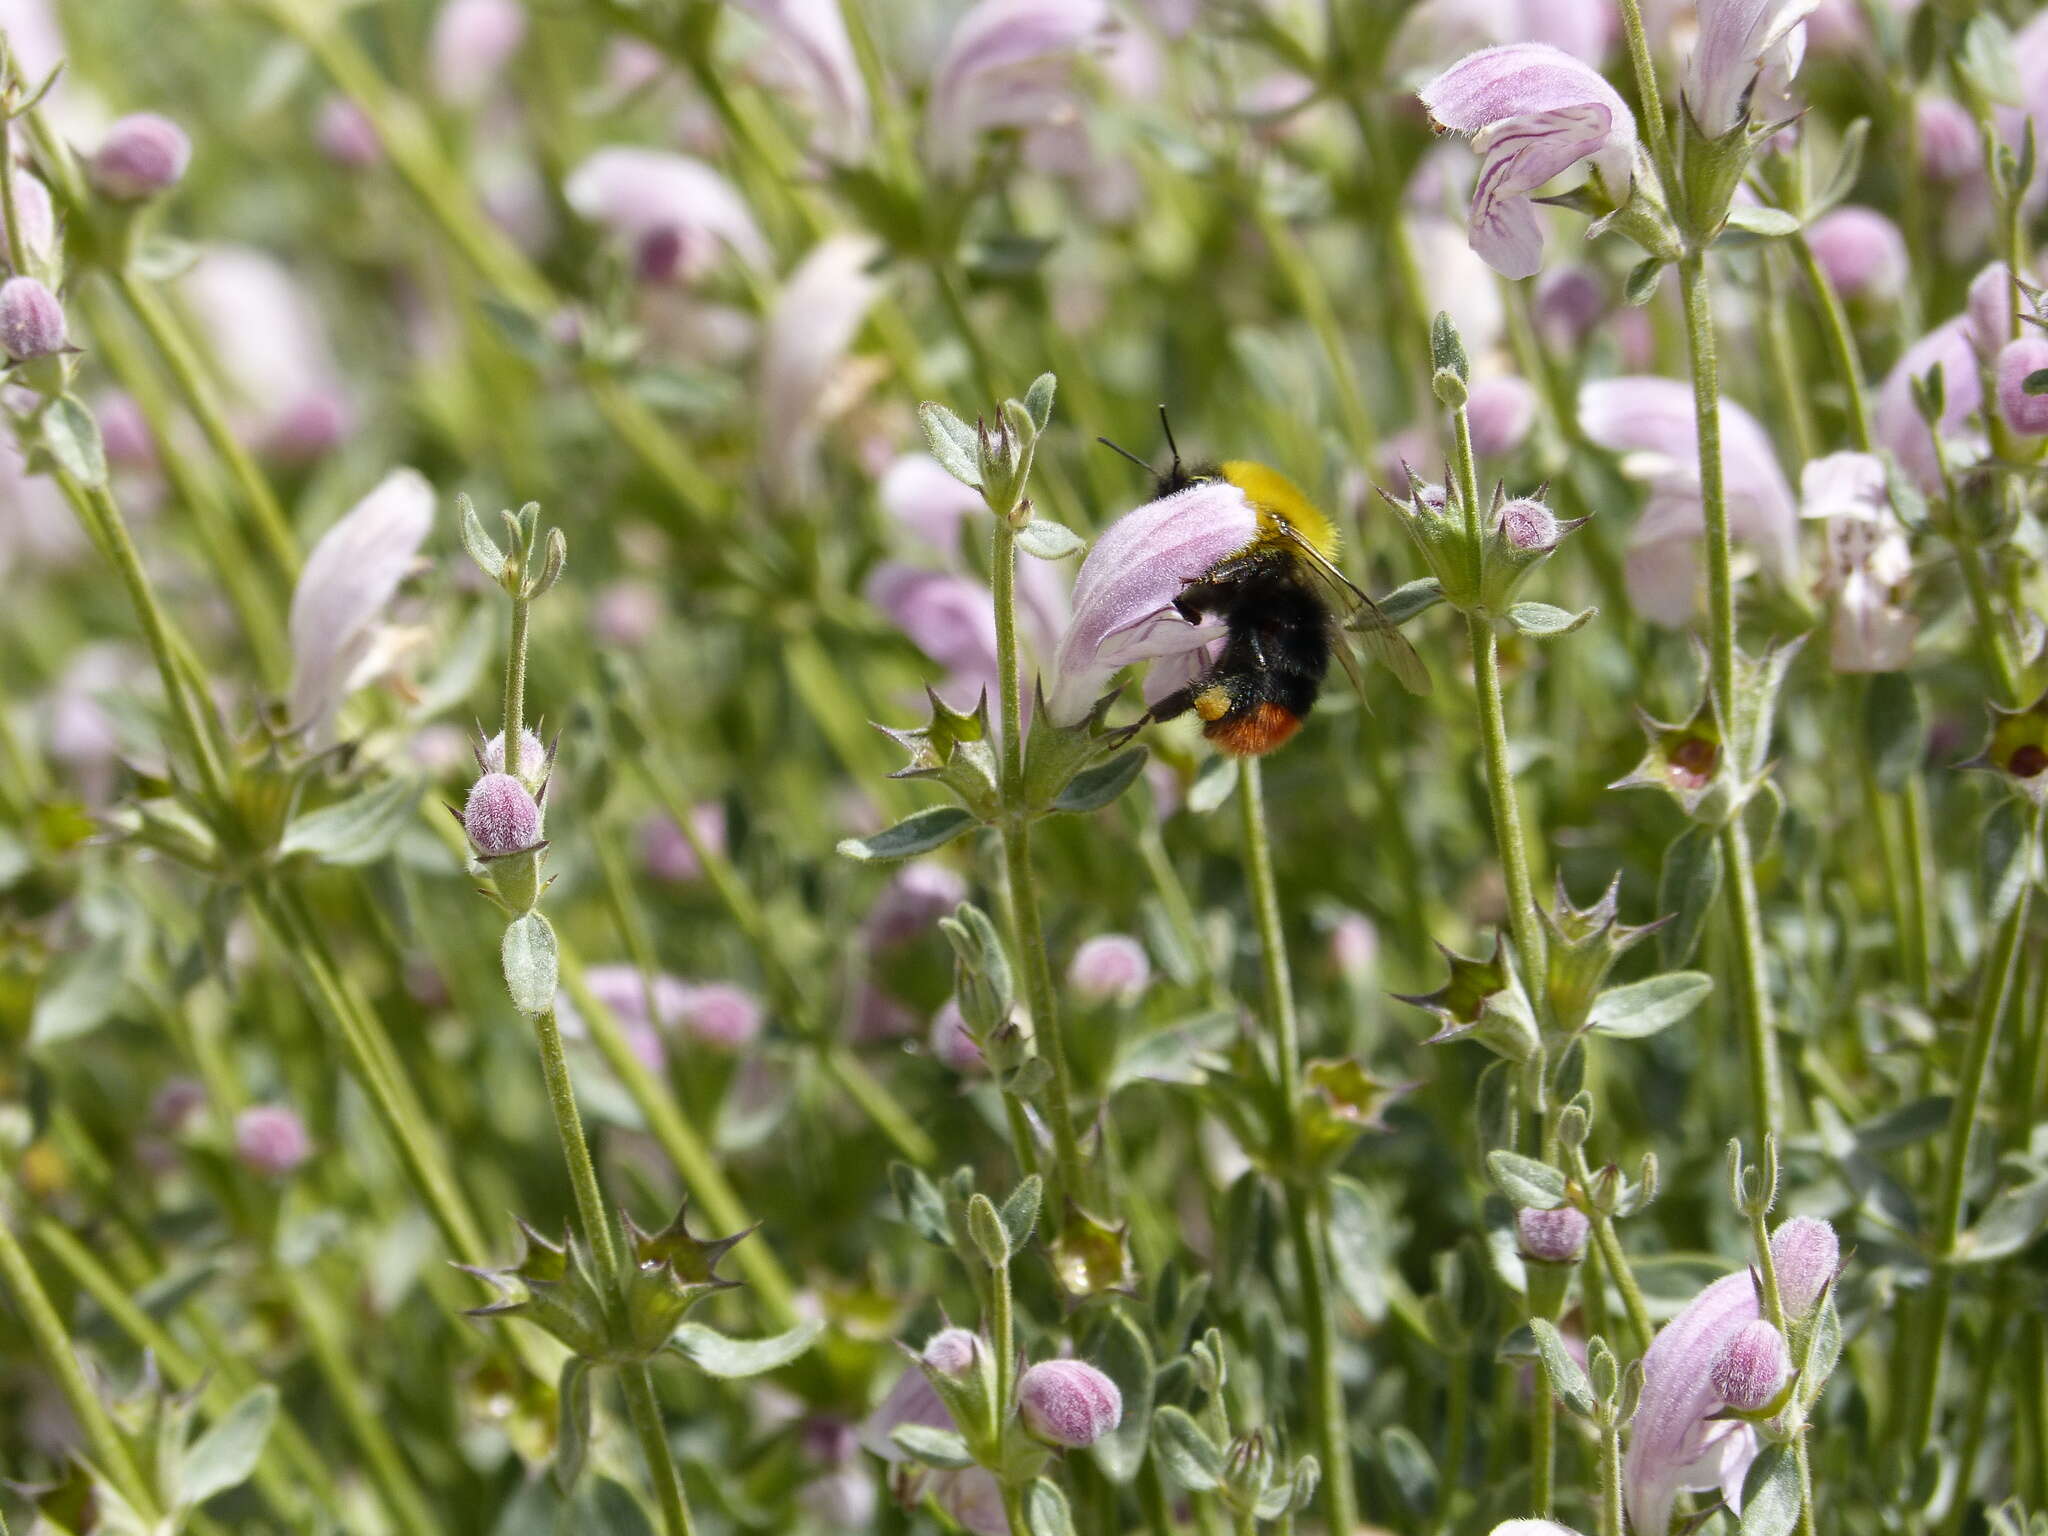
[
  {"x1": 1516, "y1": 1204, "x2": 1591, "y2": 1264},
  {"x1": 1997, "y1": 338, "x2": 2048, "y2": 436},
  {"x1": 1709, "y1": 1318, "x2": 1791, "y2": 1412},
  {"x1": 0, "y1": 276, "x2": 66, "y2": 361},
  {"x1": 921, "y1": 1327, "x2": 982, "y2": 1379},
  {"x1": 1768, "y1": 1216, "x2": 1840, "y2": 1318},
  {"x1": 235, "y1": 1104, "x2": 312, "y2": 1176},
  {"x1": 1017, "y1": 1360, "x2": 1123, "y2": 1448},
  {"x1": 1498, "y1": 497, "x2": 1560, "y2": 552},
  {"x1": 92, "y1": 113, "x2": 193, "y2": 201},
  {"x1": 464, "y1": 771, "x2": 541, "y2": 855}
]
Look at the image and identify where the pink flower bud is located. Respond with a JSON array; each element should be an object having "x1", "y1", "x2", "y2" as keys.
[
  {"x1": 464, "y1": 771, "x2": 541, "y2": 855},
  {"x1": 1768, "y1": 1216, "x2": 1840, "y2": 1317},
  {"x1": 1498, "y1": 497, "x2": 1560, "y2": 552},
  {"x1": 928, "y1": 1000, "x2": 985, "y2": 1074},
  {"x1": 235, "y1": 1104, "x2": 312, "y2": 1176},
  {"x1": 1536, "y1": 267, "x2": 1607, "y2": 348},
  {"x1": 1997, "y1": 337, "x2": 2048, "y2": 435},
  {"x1": 91, "y1": 113, "x2": 192, "y2": 201},
  {"x1": 0, "y1": 276, "x2": 66, "y2": 360},
  {"x1": 1805, "y1": 206, "x2": 1907, "y2": 302},
  {"x1": 921, "y1": 1327, "x2": 982, "y2": 1379},
  {"x1": 1017, "y1": 1360, "x2": 1122, "y2": 1448},
  {"x1": 1916, "y1": 96, "x2": 1978, "y2": 182},
  {"x1": 1467, "y1": 376, "x2": 1537, "y2": 459},
  {"x1": 1516, "y1": 1204, "x2": 1591, "y2": 1263},
  {"x1": 1329, "y1": 911, "x2": 1379, "y2": 977},
  {"x1": 675, "y1": 982, "x2": 763, "y2": 1049},
  {"x1": 96, "y1": 392, "x2": 157, "y2": 469},
  {"x1": 315, "y1": 96, "x2": 382, "y2": 169},
  {"x1": 1967, "y1": 262, "x2": 2020, "y2": 355},
  {"x1": 866, "y1": 862, "x2": 968, "y2": 947},
  {"x1": 1709, "y1": 1319, "x2": 1791, "y2": 1412},
  {"x1": 1067, "y1": 934, "x2": 1151, "y2": 1004},
  {"x1": 482, "y1": 728, "x2": 547, "y2": 781},
  {"x1": 0, "y1": 172, "x2": 54, "y2": 271},
  {"x1": 641, "y1": 804, "x2": 726, "y2": 883}
]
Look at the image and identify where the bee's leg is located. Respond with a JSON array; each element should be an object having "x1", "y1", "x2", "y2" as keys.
[
  {"x1": 1144, "y1": 684, "x2": 1199, "y2": 724},
  {"x1": 1172, "y1": 574, "x2": 1229, "y2": 626}
]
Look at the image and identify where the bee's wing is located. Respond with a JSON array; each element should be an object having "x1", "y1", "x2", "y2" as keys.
[{"x1": 1270, "y1": 520, "x2": 1433, "y2": 698}]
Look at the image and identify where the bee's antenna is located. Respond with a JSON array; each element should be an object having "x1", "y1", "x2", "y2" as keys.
[
  {"x1": 1157, "y1": 404, "x2": 1184, "y2": 478},
  {"x1": 1095, "y1": 436, "x2": 1154, "y2": 473}
]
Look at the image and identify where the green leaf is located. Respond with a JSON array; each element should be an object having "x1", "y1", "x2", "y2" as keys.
[
  {"x1": 1957, "y1": 12, "x2": 2021, "y2": 106},
  {"x1": 178, "y1": 1386, "x2": 277, "y2": 1507},
  {"x1": 1960, "y1": 1177, "x2": 2048, "y2": 1262},
  {"x1": 1428, "y1": 311, "x2": 1469, "y2": 382},
  {"x1": 1624, "y1": 258, "x2": 1664, "y2": 306},
  {"x1": 1016, "y1": 517, "x2": 1084, "y2": 560},
  {"x1": 459, "y1": 494, "x2": 507, "y2": 581},
  {"x1": 278, "y1": 778, "x2": 422, "y2": 866},
  {"x1": 1378, "y1": 577, "x2": 1445, "y2": 626},
  {"x1": 1658, "y1": 823, "x2": 1723, "y2": 968},
  {"x1": 1151, "y1": 1405, "x2": 1223, "y2": 1491},
  {"x1": 44, "y1": 396, "x2": 108, "y2": 487},
  {"x1": 837, "y1": 805, "x2": 978, "y2": 860},
  {"x1": 1739, "y1": 1443, "x2": 1802, "y2": 1536},
  {"x1": 2025, "y1": 368, "x2": 2048, "y2": 396},
  {"x1": 1588, "y1": 971, "x2": 1713, "y2": 1039},
  {"x1": 1187, "y1": 755, "x2": 1239, "y2": 815},
  {"x1": 1485, "y1": 1150, "x2": 1568, "y2": 1210},
  {"x1": 131, "y1": 237, "x2": 200, "y2": 283},
  {"x1": 1000, "y1": 1175, "x2": 1043, "y2": 1252},
  {"x1": 1723, "y1": 205, "x2": 1802, "y2": 239},
  {"x1": 1026, "y1": 1478, "x2": 1076, "y2": 1536},
  {"x1": 1984, "y1": 799, "x2": 2035, "y2": 925},
  {"x1": 1506, "y1": 601, "x2": 1596, "y2": 638},
  {"x1": 1051, "y1": 749, "x2": 1147, "y2": 814},
  {"x1": 30, "y1": 938, "x2": 129, "y2": 1046},
  {"x1": 667, "y1": 1318, "x2": 823, "y2": 1378},
  {"x1": 1325, "y1": 1174, "x2": 1392, "y2": 1325},
  {"x1": 890, "y1": 1161, "x2": 952, "y2": 1246},
  {"x1": 918, "y1": 401, "x2": 982, "y2": 488},
  {"x1": 888, "y1": 1423, "x2": 977, "y2": 1470},
  {"x1": 1529, "y1": 1319, "x2": 1595, "y2": 1418},
  {"x1": 1814, "y1": 118, "x2": 1869, "y2": 216},
  {"x1": 1378, "y1": 1424, "x2": 1438, "y2": 1516},
  {"x1": 1023, "y1": 372, "x2": 1057, "y2": 432},
  {"x1": 553, "y1": 1359, "x2": 592, "y2": 1493},
  {"x1": 1861, "y1": 672, "x2": 1925, "y2": 793},
  {"x1": 501, "y1": 912, "x2": 559, "y2": 1016},
  {"x1": 1085, "y1": 1307, "x2": 1154, "y2": 1484}
]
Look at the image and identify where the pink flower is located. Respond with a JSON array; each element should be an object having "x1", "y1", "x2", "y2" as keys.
[
  {"x1": 1804, "y1": 206, "x2": 1907, "y2": 302},
  {"x1": 553, "y1": 963, "x2": 671, "y2": 1069},
  {"x1": 564, "y1": 147, "x2": 769, "y2": 281},
  {"x1": 1066, "y1": 934, "x2": 1151, "y2": 1004},
  {"x1": 1916, "y1": 95, "x2": 1978, "y2": 181},
  {"x1": 732, "y1": 0, "x2": 870, "y2": 154},
  {"x1": 1045, "y1": 478, "x2": 1259, "y2": 724},
  {"x1": 287, "y1": 468, "x2": 434, "y2": 739},
  {"x1": 1515, "y1": 1204, "x2": 1590, "y2": 1263},
  {"x1": 859, "y1": 1344, "x2": 1006, "y2": 1535},
  {"x1": 1535, "y1": 266, "x2": 1607, "y2": 348},
  {"x1": 1998, "y1": 336, "x2": 2048, "y2": 436},
  {"x1": 1395, "y1": 0, "x2": 1617, "y2": 68},
  {"x1": 315, "y1": 97, "x2": 382, "y2": 168},
  {"x1": 1467, "y1": 375, "x2": 1538, "y2": 458},
  {"x1": 90, "y1": 113, "x2": 191, "y2": 201},
  {"x1": 465, "y1": 772, "x2": 542, "y2": 855},
  {"x1": 760, "y1": 234, "x2": 888, "y2": 504},
  {"x1": 1802, "y1": 451, "x2": 1915, "y2": 673},
  {"x1": 235, "y1": 1105, "x2": 312, "y2": 1177},
  {"x1": 429, "y1": 0, "x2": 528, "y2": 106},
  {"x1": 674, "y1": 982, "x2": 765, "y2": 1050},
  {"x1": 1875, "y1": 317, "x2": 1982, "y2": 492},
  {"x1": 0, "y1": 276, "x2": 64, "y2": 360},
  {"x1": 1710, "y1": 1320, "x2": 1792, "y2": 1411},
  {"x1": 866, "y1": 862, "x2": 968, "y2": 947},
  {"x1": 1017, "y1": 1359, "x2": 1122, "y2": 1447},
  {"x1": 866, "y1": 563, "x2": 999, "y2": 707},
  {"x1": 1578, "y1": 376, "x2": 1797, "y2": 621},
  {"x1": 1770, "y1": 1215, "x2": 1841, "y2": 1317},
  {"x1": 1683, "y1": 0, "x2": 1815, "y2": 139},
  {"x1": 0, "y1": 170, "x2": 53, "y2": 273},
  {"x1": 1329, "y1": 911, "x2": 1380, "y2": 978},
  {"x1": 880, "y1": 452, "x2": 987, "y2": 556},
  {"x1": 1417, "y1": 43, "x2": 1636, "y2": 279},
  {"x1": 923, "y1": 0, "x2": 1111, "y2": 180}
]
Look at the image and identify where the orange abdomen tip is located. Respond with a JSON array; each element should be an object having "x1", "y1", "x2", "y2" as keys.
[{"x1": 1205, "y1": 701, "x2": 1303, "y2": 756}]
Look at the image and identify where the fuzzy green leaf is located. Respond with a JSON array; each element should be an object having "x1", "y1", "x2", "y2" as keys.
[
  {"x1": 1588, "y1": 972, "x2": 1712, "y2": 1039},
  {"x1": 501, "y1": 912, "x2": 559, "y2": 1016},
  {"x1": 667, "y1": 1318, "x2": 824, "y2": 1378},
  {"x1": 1486, "y1": 1150, "x2": 1568, "y2": 1210},
  {"x1": 837, "y1": 805, "x2": 978, "y2": 861}
]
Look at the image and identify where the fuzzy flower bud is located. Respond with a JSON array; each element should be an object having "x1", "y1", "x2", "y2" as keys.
[
  {"x1": 481, "y1": 728, "x2": 548, "y2": 791},
  {"x1": 235, "y1": 1104, "x2": 312, "y2": 1176},
  {"x1": 1915, "y1": 96, "x2": 1977, "y2": 181},
  {"x1": 1067, "y1": 934, "x2": 1151, "y2": 1004},
  {"x1": 0, "y1": 172, "x2": 55, "y2": 273},
  {"x1": 866, "y1": 862, "x2": 968, "y2": 947},
  {"x1": 91, "y1": 113, "x2": 193, "y2": 201},
  {"x1": 1996, "y1": 337, "x2": 2048, "y2": 436},
  {"x1": 921, "y1": 1327, "x2": 983, "y2": 1379},
  {"x1": 0, "y1": 276, "x2": 66, "y2": 361},
  {"x1": 1516, "y1": 1204, "x2": 1591, "y2": 1264},
  {"x1": 464, "y1": 772, "x2": 541, "y2": 856},
  {"x1": 1498, "y1": 496, "x2": 1560, "y2": 552},
  {"x1": 1967, "y1": 263, "x2": 2021, "y2": 356},
  {"x1": 1709, "y1": 1319, "x2": 1791, "y2": 1412},
  {"x1": 1768, "y1": 1216, "x2": 1840, "y2": 1317},
  {"x1": 928, "y1": 1000, "x2": 986, "y2": 1074},
  {"x1": 1017, "y1": 1360, "x2": 1123, "y2": 1448}
]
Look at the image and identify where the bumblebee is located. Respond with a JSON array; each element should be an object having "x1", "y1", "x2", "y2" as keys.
[{"x1": 1101, "y1": 412, "x2": 1429, "y2": 757}]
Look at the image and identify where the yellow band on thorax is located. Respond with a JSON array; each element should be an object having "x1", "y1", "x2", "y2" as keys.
[{"x1": 1220, "y1": 460, "x2": 1341, "y2": 562}]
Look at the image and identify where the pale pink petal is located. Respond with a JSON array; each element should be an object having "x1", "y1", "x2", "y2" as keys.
[
  {"x1": 760, "y1": 235, "x2": 888, "y2": 503},
  {"x1": 564, "y1": 147, "x2": 770, "y2": 270},
  {"x1": 1874, "y1": 317, "x2": 1982, "y2": 493},
  {"x1": 924, "y1": 0, "x2": 1110, "y2": 179},
  {"x1": 732, "y1": 0, "x2": 871, "y2": 153},
  {"x1": 880, "y1": 453, "x2": 986, "y2": 555},
  {"x1": 1623, "y1": 1269, "x2": 1764, "y2": 1536},
  {"x1": 1682, "y1": 0, "x2": 1818, "y2": 137}
]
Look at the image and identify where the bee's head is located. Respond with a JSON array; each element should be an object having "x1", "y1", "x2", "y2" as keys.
[{"x1": 1098, "y1": 404, "x2": 1212, "y2": 496}]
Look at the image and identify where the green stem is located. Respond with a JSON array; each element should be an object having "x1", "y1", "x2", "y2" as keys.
[
  {"x1": 1598, "y1": 1417, "x2": 1625, "y2": 1536},
  {"x1": 0, "y1": 1176, "x2": 162, "y2": 1521},
  {"x1": 502, "y1": 591, "x2": 530, "y2": 781},
  {"x1": 1956, "y1": 543, "x2": 2025, "y2": 705},
  {"x1": 1001, "y1": 1482, "x2": 1032, "y2": 1536},
  {"x1": 1612, "y1": 0, "x2": 1675, "y2": 186},
  {"x1": 1439, "y1": 1349, "x2": 1471, "y2": 1534},
  {"x1": 622, "y1": 1366, "x2": 698, "y2": 1536},
  {"x1": 532, "y1": 1007, "x2": 620, "y2": 1272},
  {"x1": 1239, "y1": 758, "x2": 1357, "y2": 1534},
  {"x1": 1588, "y1": 1208, "x2": 1655, "y2": 1354},
  {"x1": 1720, "y1": 815, "x2": 1784, "y2": 1146},
  {"x1": 1908, "y1": 807, "x2": 2040, "y2": 1455},
  {"x1": 1757, "y1": 250, "x2": 1817, "y2": 465},
  {"x1": 1253, "y1": 201, "x2": 1379, "y2": 469},
  {"x1": 1789, "y1": 233, "x2": 1875, "y2": 451}
]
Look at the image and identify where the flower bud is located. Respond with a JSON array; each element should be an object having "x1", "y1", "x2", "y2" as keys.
[
  {"x1": 464, "y1": 771, "x2": 542, "y2": 856},
  {"x1": 235, "y1": 1104, "x2": 312, "y2": 1176},
  {"x1": 1017, "y1": 1359, "x2": 1123, "y2": 1448},
  {"x1": 315, "y1": 96, "x2": 382, "y2": 169},
  {"x1": 675, "y1": 983, "x2": 763, "y2": 1049},
  {"x1": 1497, "y1": 497, "x2": 1560, "y2": 552},
  {"x1": 1768, "y1": 1215, "x2": 1840, "y2": 1317},
  {"x1": 1709, "y1": 1319, "x2": 1791, "y2": 1412},
  {"x1": 1967, "y1": 262, "x2": 2020, "y2": 356},
  {"x1": 0, "y1": 276, "x2": 66, "y2": 361},
  {"x1": 481, "y1": 728, "x2": 548, "y2": 788},
  {"x1": 928, "y1": 999, "x2": 985, "y2": 1073},
  {"x1": 866, "y1": 863, "x2": 968, "y2": 947},
  {"x1": 1066, "y1": 934, "x2": 1150, "y2": 1004},
  {"x1": 1804, "y1": 206, "x2": 1906, "y2": 303},
  {"x1": 0, "y1": 172, "x2": 55, "y2": 272},
  {"x1": 1915, "y1": 95, "x2": 1978, "y2": 182},
  {"x1": 91, "y1": 113, "x2": 193, "y2": 202},
  {"x1": 921, "y1": 1327, "x2": 982, "y2": 1379},
  {"x1": 1467, "y1": 376, "x2": 1536, "y2": 459},
  {"x1": 1516, "y1": 1204, "x2": 1591, "y2": 1264},
  {"x1": 1996, "y1": 337, "x2": 2048, "y2": 436}
]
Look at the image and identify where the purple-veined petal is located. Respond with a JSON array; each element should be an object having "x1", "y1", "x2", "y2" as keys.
[
  {"x1": 564, "y1": 147, "x2": 770, "y2": 272},
  {"x1": 732, "y1": 0, "x2": 871, "y2": 153},
  {"x1": 1623, "y1": 1269, "x2": 1765, "y2": 1536},
  {"x1": 1046, "y1": 479, "x2": 1259, "y2": 724},
  {"x1": 1419, "y1": 43, "x2": 1632, "y2": 136},
  {"x1": 1683, "y1": 0, "x2": 1818, "y2": 138},
  {"x1": 288, "y1": 468, "x2": 435, "y2": 739},
  {"x1": 760, "y1": 234, "x2": 888, "y2": 504},
  {"x1": 923, "y1": 0, "x2": 1110, "y2": 180},
  {"x1": 1466, "y1": 104, "x2": 1611, "y2": 277}
]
